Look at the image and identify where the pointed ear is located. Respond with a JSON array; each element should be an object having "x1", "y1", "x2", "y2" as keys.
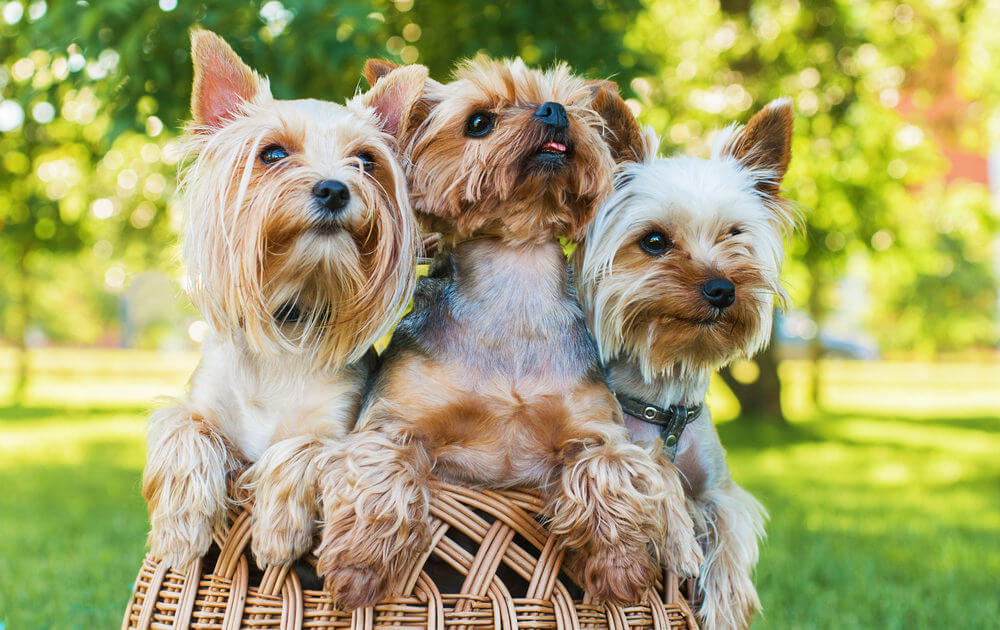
[
  {"x1": 589, "y1": 80, "x2": 649, "y2": 163},
  {"x1": 359, "y1": 64, "x2": 429, "y2": 138},
  {"x1": 363, "y1": 58, "x2": 401, "y2": 87},
  {"x1": 190, "y1": 28, "x2": 266, "y2": 131},
  {"x1": 724, "y1": 98, "x2": 794, "y2": 196}
]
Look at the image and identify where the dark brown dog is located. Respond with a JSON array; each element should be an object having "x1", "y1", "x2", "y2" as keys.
[{"x1": 316, "y1": 57, "x2": 701, "y2": 610}]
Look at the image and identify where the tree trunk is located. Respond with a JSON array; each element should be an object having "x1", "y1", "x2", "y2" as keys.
[
  {"x1": 805, "y1": 258, "x2": 825, "y2": 411},
  {"x1": 12, "y1": 246, "x2": 31, "y2": 405},
  {"x1": 720, "y1": 317, "x2": 786, "y2": 424}
]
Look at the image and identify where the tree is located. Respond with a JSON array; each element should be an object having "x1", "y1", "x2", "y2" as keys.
[{"x1": 2, "y1": 0, "x2": 996, "y2": 410}]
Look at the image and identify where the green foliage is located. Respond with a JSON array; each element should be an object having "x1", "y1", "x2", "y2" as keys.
[
  {"x1": 624, "y1": 0, "x2": 998, "y2": 352},
  {"x1": 0, "y1": 0, "x2": 996, "y2": 359}
]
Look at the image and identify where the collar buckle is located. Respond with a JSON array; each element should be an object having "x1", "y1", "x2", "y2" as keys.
[{"x1": 616, "y1": 393, "x2": 703, "y2": 460}]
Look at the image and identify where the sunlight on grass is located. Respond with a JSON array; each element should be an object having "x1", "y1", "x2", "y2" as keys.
[
  {"x1": 0, "y1": 415, "x2": 145, "y2": 468},
  {"x1": 721, "y1": 417, "x2": 1000, "y2": 629}
]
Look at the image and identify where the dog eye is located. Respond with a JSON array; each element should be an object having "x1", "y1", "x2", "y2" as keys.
[
  {"x1": 355, "y1": 152, "x2": 376, "y2": 173},
  {"x1": 260, "y1": 144, "x2": 288, "y2": 165},
  {"x1": 465, "y1": 112, "x2": 495, "y2": 137},
  {"x1": 639, "y1": 231, "x2": 672, "y2": 256},
  {"x1": 727, "y1": 227, "x2": 743, "y2": 238}
]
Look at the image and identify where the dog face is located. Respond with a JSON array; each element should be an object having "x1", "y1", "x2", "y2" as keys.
[
  {"x1": 180, "y1": 30, "x2": 424, "y2": 367},
  {"x1": 366, "y1": 57, "x2": 646, "y2": 244},
  {"x1": 578, "y1": 100, "x2": 796, "y2": 378}
]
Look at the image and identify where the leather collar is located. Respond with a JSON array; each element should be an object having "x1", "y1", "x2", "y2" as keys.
[{"x1": 616, "y1": 393, "x2": 703, "y2": 459}]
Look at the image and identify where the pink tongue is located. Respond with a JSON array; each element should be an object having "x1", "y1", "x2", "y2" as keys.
[{"x1": 543, "y1": 142, "x2": 566, "y2": 152}]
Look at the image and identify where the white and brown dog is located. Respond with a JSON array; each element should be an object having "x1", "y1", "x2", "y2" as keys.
[
  {"x1": 576, "y1": 99, "x2": 797, "y2": 630},
  {"x1": 141, "y1": 30, "x2": 424, "y2": 571}
]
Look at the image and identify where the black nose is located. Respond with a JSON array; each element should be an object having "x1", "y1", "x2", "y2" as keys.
[
  {"x1": 533, "y1": 101, "x2": 569, "y2": 129},
  {"x1": 701, "y1": 278, "x2": 736, "y2": 309},
  {"x1": 312, "y1": 180, "x2": 350, "y2": 214}
]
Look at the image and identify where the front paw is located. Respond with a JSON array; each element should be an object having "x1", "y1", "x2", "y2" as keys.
[
  {"x1": 322, "y1": 563, "x2": 385, "y2": 610},
  {"x1": 148, "y1": 511, "x2": 214, "y2": 571},
  {"x1": 583, "y1": 545, "x2": 657, "y2": 604},
  {"x1": 251, "y1": 515, "x2": 313, "y2": 568},
  {"x1": 664, "y1": 528, "x2": 704, "y2": 579}
]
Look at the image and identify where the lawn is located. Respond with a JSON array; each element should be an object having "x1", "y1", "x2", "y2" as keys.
[{"x1": 0, "y1": 350, "x2": 998, "y2": 629}]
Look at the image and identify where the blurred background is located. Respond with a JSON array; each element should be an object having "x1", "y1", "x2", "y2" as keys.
[{"x1": 1, "y1": 1, "x2": 998, "y2": 628}]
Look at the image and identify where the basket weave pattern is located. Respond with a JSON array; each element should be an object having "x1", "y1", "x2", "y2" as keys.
[{"x1": 123, "y1": 482, "x2": 697, "y2": 630}]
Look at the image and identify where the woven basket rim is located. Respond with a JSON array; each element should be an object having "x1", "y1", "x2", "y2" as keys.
[{"x1": 123, "y1": 480, "x2": 699, "y2": 630}]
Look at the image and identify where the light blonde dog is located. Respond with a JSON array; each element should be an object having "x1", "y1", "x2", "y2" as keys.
[
  {"x1": 141, "y1": 30, "x2": 424, "y2": 571},
  {"x1": 315, "y1": 57, "x2": 701, "y2": 610},
  {"x1": 576, "y1": 100, "x2": 796, "y2": 630}
]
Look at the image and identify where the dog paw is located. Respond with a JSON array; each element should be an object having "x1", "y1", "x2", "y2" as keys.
[
  {"x1": 251, "y1": 517, "x2": 313, "y2": 569},
  {"x1": 664, "y1": 529, "x2": 704, "y2": 579},
  {"x1": 583, "y1": 545, "x2": 657, "y2": 604},
  {"x1": 322, "y1": 563, "x2": 385, "y2": 610},
  {"x1": 148, "y1": 512, "x2": 213, "y2": 571}
]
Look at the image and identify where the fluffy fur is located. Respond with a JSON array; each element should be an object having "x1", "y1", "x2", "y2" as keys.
[
  {"x1": 576, "y1": 99, "x2": 796, "y2": 630},
  {"x1": 316, "y1": 57, "x2": 701, "y2": 610},
  {"x1": 142, "y1": 30, "x2": 423, "y2": 570}
]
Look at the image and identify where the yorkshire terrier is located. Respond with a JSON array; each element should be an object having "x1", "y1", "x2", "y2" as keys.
[
  {"x1": 576, "y1": 99, "x2": 796, "y2": 630},
  {"x1": 141, "y1": 30, "x2": 424, "y2": 571},
  {"x1": 315, "y1": 57, "x2": 701, "y2": 610}
]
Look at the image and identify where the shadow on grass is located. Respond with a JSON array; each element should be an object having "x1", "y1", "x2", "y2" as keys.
[
  {"x1": 719, "y1": 413, "x2": 1000, "y2": 457},
  {"x1": 717, "y1": 418, "x2": 827, "y2": 449},
  {"x1": 814, "y1": 412, "x2": 1000, "y2": 433},
  {"x1": 0, "y1": 404, "x2": 149, "y2": 423}
]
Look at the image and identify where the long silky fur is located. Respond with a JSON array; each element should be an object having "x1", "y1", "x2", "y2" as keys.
[
  {"x1": 142, "y1": 30, "x2": 424, "y2": 572},
  {"x1": 403, "y1": 57, "x2": 618, "y2": 243},
  {"x1": 576, "y1": 100, "x2": 796, "y2": 630},
  {"x1": 317, "y1": 56, "x2": 704, "y2": 609},
  {"x1": 177, "y1": 97, "x2": 418, "y2": 370}
]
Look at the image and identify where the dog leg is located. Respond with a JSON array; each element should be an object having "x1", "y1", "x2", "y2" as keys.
[
  {"x1": 676, "y1": 417, "x2": 767, "y2": 630},
  {"x1": 650, "y1": 446, "x2": 707, "y2": 578},
  {"x1": 240, "y1": 435, "x2": 323, "y2": 568},
  {"x1": 315, "y1": 428, "x2": 433, "y2": 610},
  {"x1": 547, "y1": 426, "x2": 701, "y2": 603},
  {"x1": 688, "y1": 481, "x2": 767, "y2": 630},
  {"x1": 142, "y1": 403, "x2": 236, "y2": 570}
]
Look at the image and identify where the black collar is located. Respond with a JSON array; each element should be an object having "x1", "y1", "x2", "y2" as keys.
[{"x1": 616, "y1": 393, "x2": 703, "y2": 459}]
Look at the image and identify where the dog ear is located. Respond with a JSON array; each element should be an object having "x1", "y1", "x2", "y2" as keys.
[
  {"x1": 363, "y1": 59, "x2": 401, "y2": 87},
  {"x1": 359, "y1": 64, "x2": 429, "y2": 138},
  {"x1": 723, "y1": 98, "x2": 794, "y2": 196},
  {"x1": 589, "y1": 80, "x2": 648, "y2": 163},
  {"x1": 190, "y1": 29, "x2": 267, "y2": 132}
]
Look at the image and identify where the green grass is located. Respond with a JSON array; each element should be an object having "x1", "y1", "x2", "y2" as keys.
[
  {"x1": 726, "y1": 416, "x2": 1000, "y2": 629},
  {"x1": 0, "y1": 406, "x2": 149, "y2": 629},
  {"x1": 0, "y1": 351, "x2": 998, "y2": 629}
]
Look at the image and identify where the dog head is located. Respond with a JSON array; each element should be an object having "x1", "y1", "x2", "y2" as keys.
[
  {"x1": 578, "y1": 99, "x2": 796, "y2": 378},
  {"x1": 365, "y1": 57, "x2": 646, "y2": 245},
  {"x1": 180, "y1": 30, "x2": 424, "y2": 368}
]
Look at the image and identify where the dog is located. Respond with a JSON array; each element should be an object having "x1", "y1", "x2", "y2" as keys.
[
  {"x1": 314, "y1": 56, "x2": 702, "y2": 610},
  {"x1": 141, "y1": 29, "x2": 424, "y2": 571},
  {"x1": 575, "y1": 99, "x2": 796, "y2": 630}
]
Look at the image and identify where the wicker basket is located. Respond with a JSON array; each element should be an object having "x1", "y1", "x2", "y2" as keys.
[{"x1": 122, "y1": 481, "x2": 698, "y2": 630}]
